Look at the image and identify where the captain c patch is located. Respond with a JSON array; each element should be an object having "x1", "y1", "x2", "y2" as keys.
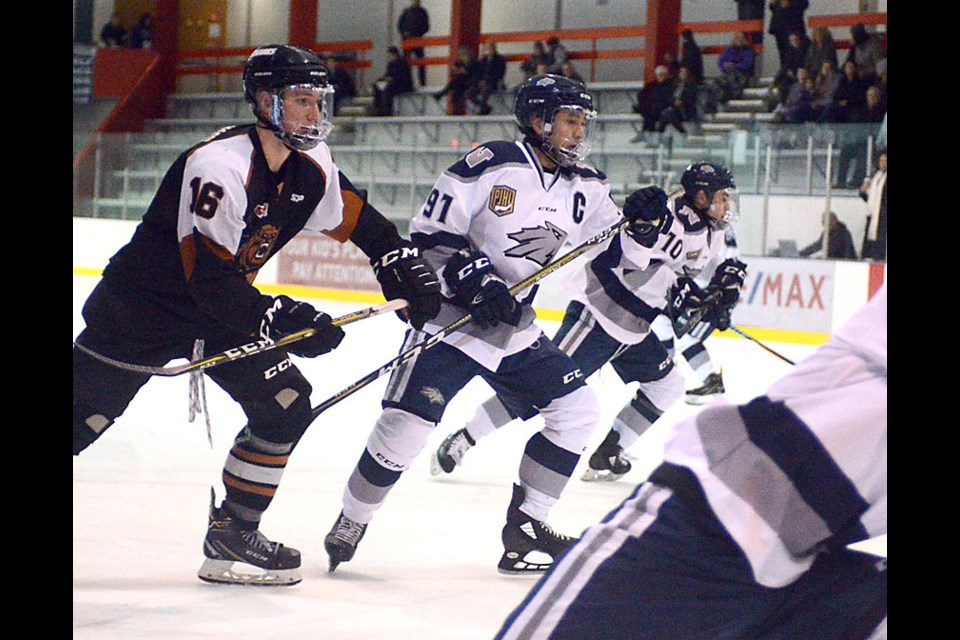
[{"x1": 488, "y1": 185, "x2": 516, "y2": 216}]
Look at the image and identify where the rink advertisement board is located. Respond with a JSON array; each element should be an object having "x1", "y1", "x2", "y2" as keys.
[
  {"x1": 730, "y1": 257, "x2": 836, "y2": 333},
  {"x1": 275, "y1": 233, "x2": 381, "y2": 292}
]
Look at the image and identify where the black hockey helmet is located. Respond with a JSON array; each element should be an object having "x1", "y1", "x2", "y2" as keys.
[
  {"x1": 514, "y1": 74, "x2": 597, "y2": 167},
  {"x1": 242, "y1": 44, "x2": 334, "y2": 150},
  {"x1": 680, "y1": 162, "x2": 739, "y2": 225}
]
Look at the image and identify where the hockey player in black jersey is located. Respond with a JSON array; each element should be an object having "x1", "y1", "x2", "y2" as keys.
[{"x1": 72, "y1": 45, "x2": 442, "y2": 586}]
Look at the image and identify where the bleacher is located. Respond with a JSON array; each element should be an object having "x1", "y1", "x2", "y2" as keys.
[{"x1": 91, "y1": 76, "x2": 773, "y2": 227}]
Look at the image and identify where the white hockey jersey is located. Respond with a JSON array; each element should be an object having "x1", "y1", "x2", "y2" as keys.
[
  {"x1": 567, "y1": 195, "x2": 730, "y2": 345},
  {"x1": 409, "y1": 140, "x2": 632, "y2": 370},
  {"x1": 662, "y1": 284, "x2": 887, "y2": 587}
]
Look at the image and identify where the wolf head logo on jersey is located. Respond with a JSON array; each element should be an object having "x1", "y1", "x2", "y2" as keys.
[
  {"x1": 504, "y1": 221, "x2": 568, "y2": 266},
  {"x1": 488, "y1": 186, "x2": 517, "y2": 216}
]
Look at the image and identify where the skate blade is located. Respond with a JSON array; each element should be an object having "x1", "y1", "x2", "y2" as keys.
[
  {"x1": 580, "y1": 468, "x2": 625, "y2": 483},
  {"x1": 197, "y1": 557, "x2": 301, "y2": 586},
  {"x1": 428, "y1": 452, "x2": 444, "y2": 476}
]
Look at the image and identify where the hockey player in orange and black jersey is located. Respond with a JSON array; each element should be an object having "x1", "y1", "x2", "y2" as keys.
[{"x1": 72, "y1": 44, "x2": 442, "y2": 586}]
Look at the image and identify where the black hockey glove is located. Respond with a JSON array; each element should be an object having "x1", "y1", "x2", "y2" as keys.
[
  {"x1": 372, "y1": 244, "x2": 442, "y2": 330},
  {"x1": 665, "y1": 277, "x2": 718, "y2": 338},
  {"x1": 702, "y1": 258, "x2": 747, "y2": 331},
  {"x1": 623, "y1": 186, "x2": 674, "y2": 248},
  {"x1": 260, "y1": 295, "x2": 345, "y2": 358},
  {"x1": 443, "y1": 249, "x2": 522, "y2": 330}
]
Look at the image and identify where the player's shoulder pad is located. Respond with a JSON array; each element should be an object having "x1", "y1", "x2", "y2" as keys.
[
  {"x1": 564, "y1": 162, "x2": 607, "y2": 182},
  {"x1": 446, "y1": 140, "x2": 528, "y2": 178}
]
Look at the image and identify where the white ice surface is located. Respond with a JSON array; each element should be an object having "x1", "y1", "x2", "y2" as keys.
[{"x1": 73, "y1": 273, "x2": 832, "y2": 639}]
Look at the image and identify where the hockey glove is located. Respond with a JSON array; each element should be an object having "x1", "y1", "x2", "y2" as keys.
[
  {"x1": 372, "y1": 244, "x2": 442, "y2": 330},
  {"x1": 707, "y1": 258, "x2": 748, "y2": 307},
  {"x1": 702, "y1": 258, "x2": 746, "y2": 331},
  {"x1": 260, "y1": 295, "x2": 345, "y2": 358},
  {"x1": 443, "y1": 249, "x2": 522, "y2": 330},
  {"x1": 665, "y1": 277, "x2": 718, "y2": 338},
  {"x1": 623, "y1": 186, "x2": 674, "y2": 248}
]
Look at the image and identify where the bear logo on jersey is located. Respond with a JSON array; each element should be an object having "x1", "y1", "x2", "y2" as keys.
[
  {"x1": 488, "y1": 186, "x2": 517, "y2": 216},
  {"x1": 238, "y1": 224, "x2": 280, "y2": 271}
]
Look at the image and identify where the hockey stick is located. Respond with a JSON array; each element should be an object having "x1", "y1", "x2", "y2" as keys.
[
  {"x1": 307, "y1": 189, "x2": 685, "y2": 421},
  {"x1": 74, "y1": 298, "x2": 410, "y2": 377},
  {"x1": 726, "y1": 325, "x2": 796, "y2": 365}
]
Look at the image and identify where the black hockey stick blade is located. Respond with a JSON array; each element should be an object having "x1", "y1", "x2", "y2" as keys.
[
  {"x1": 726, "y1": 325, "x2": 796, "y2": 365},
  {"x1": 74, "y1": 298, "x2": 410, "y2": 377},
  {"x1": 305, "y1": 193, "x2": 683, "y2": 422}
]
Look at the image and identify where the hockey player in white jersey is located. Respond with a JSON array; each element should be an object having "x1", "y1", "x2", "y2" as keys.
[
  {"x1": 651, "y1": 223, "x2": 744, "y2": 405},
  {"x1": 323, "y1": 75, "x2": 674, "y2": 574},
  {"x1": 430, "y1": 162, "x2": 747, "y2": 482},
  {"x1": 494, "y1": 283, "x2": 887, "y2": 640}
]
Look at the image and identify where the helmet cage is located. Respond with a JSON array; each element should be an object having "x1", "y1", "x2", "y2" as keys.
[
  {"x1": 538, "y1": 105, "x2": 597, "y2": 167},
  {"x1": 265, "y1": 84, "x2": 335, "y2": 151}
]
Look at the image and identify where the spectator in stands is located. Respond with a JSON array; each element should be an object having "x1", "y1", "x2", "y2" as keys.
[
  {"x1": 768, "y1": 0, "x2": 809, "y2": 67},
  {"x1": 772, "y1": 66, "x2": 816, "y2": 123},
  {"x1": 799, "y1": 212, "x2": 859, "y2": 260},
  {"x1": 520, "y1": 41, "x2": 550, "y2": 79},
  {"x1": 633, "y1": 65, "x2": 676, "y2": 132},
  {"x1": 844, "y1": 22, "x2": 885, "y2": 85},
  {"x1": 834, "y1": 83, "x2": 885, "y2": 188},
  {"x1": 734, "y1": 0, "x2": 766, "y2": 45},
  {"x1": 715, "y1": 31, "x2": 755, "y2": 100},
  {"x1": 819, "y1": 60, "x2": 869, "y2": 124},
  {"x1": 433, "y1": 45, "x2": 482, "y2": 114},
  {"x1": 874, "y1": 58, "x2": 888, "y2": 104},
  {"x1": 678, "y1": 28, "x2": 704, "y2": 84},
  {"x1": 560, "y1": 60, "x2": 585, "y2": 85},
  {"x1": 470, "y1": 40, "x2": 507, "y2": 116},
  {"x1": 804, "y1": 26, "x2": 838, "y2": 78},
  {"x1": 130, "y1": 12, "x2": 154, "y2": 49},
  {"x1": 325, "y1": 56, "x2": 357, "y2": 116},
  {"x1": 655, "y1": 64, "x2": 700, "y2": 134},
  {"x1": 373, "y1": 46, "x2": 413, "y2": 117},
  {"x1": 545, "y1": 36, "x2": 570, "y2": 74},
  {"x1": 100, "y1": 12, "x2": 128, "y2": 48},
  {"x1": 398, "y1": 0, "x2": 430, "y2": 87},
  {"x1": 859, "y1": 150, "x2": 887, "y2": 261},
  {"x1": 811, "y1": 59, "x2": 842, "y2": 122},
  {"x1": 773, "y1": 31, "x2": 810, "y2": 107}
]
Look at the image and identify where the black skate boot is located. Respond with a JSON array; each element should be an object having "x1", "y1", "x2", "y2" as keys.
[
  {"x1": 198, "y1": 490, "x2": 301, "y2": 586},
  {"x1": 581, "y1": 429, "x2": 632, "y2": 482},
  {"x1": 429, "y1": 428, "x2": 476, "y2": 476},
  {"x1": 498, "y1": 484, "x2": 578, "y2": 574},
  {"x1": 684, "y1": 371, "x2": 725, "y2": 405},
  {"x1": 324, "y1": 511, "x2": 368, "y2": 573}
]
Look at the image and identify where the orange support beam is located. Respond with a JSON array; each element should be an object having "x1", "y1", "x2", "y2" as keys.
[
  {"x1": 289, "y1": 0, "x2": 318, "y2": 50},
  {"x1": 644, "y1": 0, "x2": 680, "y2": 83},
  {"x1": 447, "y1": 0, "x2": 482, "y2": 115}
]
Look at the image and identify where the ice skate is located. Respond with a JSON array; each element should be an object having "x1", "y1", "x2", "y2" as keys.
[
  {"x1": 324, "y1": 511, "x2": 367, "y2": 572},
  {"x1": 685, "y1": 371, "x2": 725, "y2": 405},
  {"x1": 198, "y1": 491, "x2": 301, "y2": 586},
  {"x1": 498, "y1": 484, "x2": 578, "y2": 574},
  {"x1": 581, "y1": 430, "x2": 632, "y2": 482},
  {"x1": 429, "y1": 428, "x2": 476, "y2": 476}
]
